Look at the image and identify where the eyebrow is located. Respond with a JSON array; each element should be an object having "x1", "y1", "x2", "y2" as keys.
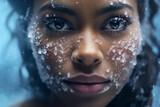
[
  {"x1": 96, "y1": 3, "x2": 133, "y2": 16},
  {"x1": 39, "y1": 4, "x2": 76, "y2": 16}
]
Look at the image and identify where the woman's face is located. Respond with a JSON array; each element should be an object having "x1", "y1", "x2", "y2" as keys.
[{"x1": 28, "y1": 0, "x2": 141, "y2": 106}]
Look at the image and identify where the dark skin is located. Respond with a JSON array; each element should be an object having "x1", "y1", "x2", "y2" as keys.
[{"x1": 18, "y1": 0, "x2": 142, "y2": 107}]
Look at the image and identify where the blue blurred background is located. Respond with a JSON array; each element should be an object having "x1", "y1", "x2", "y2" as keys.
[{"x1": 0, "y1": 0, "x2": 160, "y2": 107}]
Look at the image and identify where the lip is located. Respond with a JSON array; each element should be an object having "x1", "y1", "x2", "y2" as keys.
[{"x1": 64, "y1": 75, "x2": 110, "y2": 96}]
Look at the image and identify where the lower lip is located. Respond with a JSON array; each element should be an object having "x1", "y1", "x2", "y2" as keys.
[{"x1": 66, "y1": 83, "x2": 107, "y2": 96}]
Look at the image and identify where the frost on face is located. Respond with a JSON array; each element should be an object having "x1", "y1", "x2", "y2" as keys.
[
  {"x1": 104, "y1": 28, "x2": 142, "y2": 90},
  {"x1": 28, "y1": 16, "x2": 76, "y2": 94},
  {"x1": 107, "y1": 30, "x2": 141, "y2": 67},
  {"x1": 75, "y1": 1, "x2": 79, "y2": 4}
]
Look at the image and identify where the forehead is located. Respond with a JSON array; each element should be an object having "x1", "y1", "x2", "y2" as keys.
[{"x1": 33, "y1": 0, "x2": 137, "y2": 13}]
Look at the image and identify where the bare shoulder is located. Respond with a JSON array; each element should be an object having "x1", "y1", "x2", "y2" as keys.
[{"x1": 11, "y1": 98, "x2": 49, "y2": 107}]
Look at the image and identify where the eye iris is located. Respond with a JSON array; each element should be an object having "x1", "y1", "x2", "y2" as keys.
[
  {"x1": 51, "y1": 19, "x2": 65, "y2": 29},
  {"x1": 110, "y1": 20, "x2": 120, "y2": 29}
]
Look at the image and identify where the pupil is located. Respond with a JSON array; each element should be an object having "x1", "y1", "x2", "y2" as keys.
[
  {"x1": 110, "y1": 20, "x2": 119, "y2": 29},
  {"x1": 54, "y1": 20, "x2": 64, "y2": 29}
]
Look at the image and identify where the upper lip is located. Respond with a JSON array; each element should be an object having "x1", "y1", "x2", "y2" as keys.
[{"x1": 64, "y1": 74, "x2": 110, "y2": 84}]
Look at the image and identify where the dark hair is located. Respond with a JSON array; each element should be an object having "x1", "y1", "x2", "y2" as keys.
[{"x1": 7, "y1": 0, "x2": 160, "y2": 106}]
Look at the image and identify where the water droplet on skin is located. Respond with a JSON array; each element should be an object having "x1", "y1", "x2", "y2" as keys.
[
  {"x1": 62, "y1": 83, "x2": 68, "y2": 92},
  {"x1": 118, "y1": 50, "x2": 122, "y2": 55},
  {"x1": 112, "y1": 57, "x2": 115, "y2": 61},
  {"x1": 28, "y1": 32, "x2": 32, "y2": 38},
  {"x1": 35, "y1": 41, "x2": 40, "y2": 46},
  {"x1": 38, "y1": 49, "x2": 42, "y2": 54},
  {"x1": 46, "y1": 65, "x2": 51, "y2": 70},
  {"x1": 110, "y1": 1, "x2": 113, "y2": 5},
  {"x1": 112, "y1": 49, "x2": 116, "y2": 53},
  {"x1": 57, "y1": 56, "x2": 63, "y2": 63},
  {"x1": 41, "y1": 55, "x2": 45, "y2": 61},
  {"x1": 55, "y1": 77, "x2": 60, "y2": 84},
  {"x1": 140, "y1": 88, "x2": 144, "y2": 94},
  {"x1": 100, "y1": 86, "x2": 110, "y2": 94},
  {"x1": 49, "y1": 81, "x2": 53, "y2": 85},
  {"x1": 46, "y1": 14, "x2": 49, "y2": 17},
  {"x1": 76, "y1": 1, "x2": 79, "y2": 4},
  {"x1": 67, "y1": 72, "x2": 71, "y2": 78},
  {"x1": 58, "y1": 65, "x2": 62, "y2": 69},
  {"x1": 50, "y1": 76, "x2": 54, "y2": 80},
  {"x1": 69, "y1": 89, "x2": 74, "y2": 93},
  {"x1": 106, "y1": 68, "x2": 110, "y2": 73},
  {"x1": 121, "y1": 57, "x2": 126, "y2": 63},
  {"x1": 41, "y1": 72, "x2": 50, "y2": 82},
  {"x1": 54, "y1": 47, "x2": 58, "y2": 55},
  {"x1": 77, "y1": 40, "x2": 81, "y2": 43},
  {"x1": 42, "y1": 49, "x2": 47, "y2": 54},
  {"x1": 58, "y1": 72, "x2": 62, "y2": 75},
  {"x1": 36, "y1": 16, "x2": 39, "y2": 19},
  {"x1": 116, "y1": 57, "x2": 121, "y2": 61},
  {"x1": 124, "y1": 11, "x2": 128, "y2": 16}
]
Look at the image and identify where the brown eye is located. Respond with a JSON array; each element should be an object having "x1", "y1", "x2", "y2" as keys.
[{"x1": 101, "y1": 16, "x2": 132, "y2": 32}]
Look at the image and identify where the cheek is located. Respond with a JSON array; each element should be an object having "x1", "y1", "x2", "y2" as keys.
[
  {"x1": 30, "y1": 34, "x2": 75, "y2": 92},
  {"x1": 105, "y1": 32, "x2": 141, "y2": 87},
  {"x1": 33, "y1": 36, "x2": 72, "y2": 73},
  {"x1": 108, "y1": 38, "x2": 139, "y2": 68},
  {"x1": 107, "y1": 30, "x2": 141, "y2": 67}
]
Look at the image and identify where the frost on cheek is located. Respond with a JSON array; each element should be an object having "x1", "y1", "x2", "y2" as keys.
[
  {"x1": 105, "y1": 31, "x2": 142, "y2": 89},
  {"x1": 39, "y1": 69, "x2": 74, "y2": 93},
  {"x1": 107, "y1": 33, "x2": 141, "y2": 68}
]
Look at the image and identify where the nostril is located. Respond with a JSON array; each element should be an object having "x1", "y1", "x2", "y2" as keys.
[
  {"x1": 94, "y1": 59, "x2": 100, "y2": 63},
  {"x1": 77, "y1": 59, "x2": 83, "y2": 63}
]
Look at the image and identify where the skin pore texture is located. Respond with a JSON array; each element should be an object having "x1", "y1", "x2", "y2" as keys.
[{"x1": 27, "y1": 0, "x2": 142, "y2": 107}]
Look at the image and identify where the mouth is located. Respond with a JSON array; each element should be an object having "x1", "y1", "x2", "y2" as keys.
[{"x1": 63, "y1": 75, "x2": 111, "y2": 96}]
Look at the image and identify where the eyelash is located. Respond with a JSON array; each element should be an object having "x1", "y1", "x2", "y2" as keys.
[
  {"x1": 41, "y1": 14, "x2": 132, "y2": 35},
  {"x1": 41, "y1": 15, "x2": 73, "y2": 32},
  {"x1": 101, "y1": 15, "x2": 132, "y2": 34}
]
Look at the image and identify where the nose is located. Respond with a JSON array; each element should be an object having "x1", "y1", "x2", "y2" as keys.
[{"x1": 71, "y1": 34, "x2": 103, "y2": 66}]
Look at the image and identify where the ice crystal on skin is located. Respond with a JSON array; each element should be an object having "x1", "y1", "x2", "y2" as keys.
[
  {"x1": 38, "y1": 49, "x2": 42, "y2": 55},
  {"x1": 75, "y1": 1, "x2": 79, "y2": 4},
  {"x1": 94, "y1": 39, "x2": 103, "y2": 45},
  {"x1": 76, "y1": 34, "x2": 84, "y2": 44},
  {"x1": 57, "y1": 56, "x2": 63, "y2": 63},
  {"x1": 67, "y1": 72, "x2": 71, "y2": 78},
  {"x1": 46, "y1": 75, "x2": 75, "y2": 93},
  {"x1": 28, "y1": 21, "x2": 76, "y2": 94},
  {"x1": 107, "y1": 32, "x2": 141, "y2": 68},
  {"x1": 46, "y1": 65, "x2": 51, "y2": 70},
  {"x1": 124, "y1": 11, "x2": 129, "y2": 17},
  {"x1": 110, "y1": 1, "x2": 113, "y2": 5},
  {"x1": 46, "y1": 14, "x2": 49, "y2": 18},
  {"x1": 58, "y1": 72, "x2": 62, "y2": 75},
  {"x1": 106, "y1": 68, "x2": 110, "y2": 73},
  {"x1": 40, "y1": 55, "x2": 45, "y2": 61},
  {"x1": 100, "y1": 86, "x2": 110, "y2": 94},
  {"x1": 42, "y1": 49, "x2": 47, "y2": 54}
]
